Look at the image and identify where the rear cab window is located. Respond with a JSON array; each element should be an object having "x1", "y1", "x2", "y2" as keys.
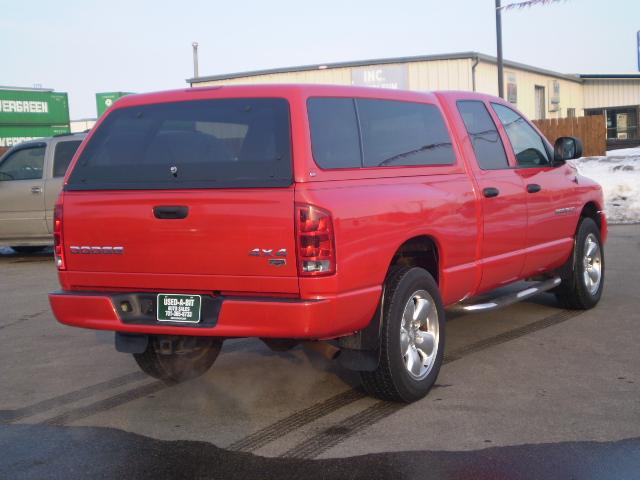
[
  {"x1": 457, "y1": 100, "x2": 510, "y2": 170},
  {"x1": 53, "y1": 140, "x2": 82, "y2": 177},
  {"x1": 66, "y1": 98, "x2": 292, "y2": 190},
  {"x1": 307, "y1": 97, "x2": 455, "y2": 170}
]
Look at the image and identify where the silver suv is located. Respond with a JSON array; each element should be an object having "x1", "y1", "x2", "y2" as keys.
[{"x1": 0, "y1": 133, "x2": 86, "y2": 253}]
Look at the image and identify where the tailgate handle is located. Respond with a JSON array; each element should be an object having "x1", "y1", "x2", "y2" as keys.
[{"x1": 153, "y1": 205, "x2": 189, "y2": 219}]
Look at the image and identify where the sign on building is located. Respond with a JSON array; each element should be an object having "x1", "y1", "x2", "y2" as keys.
[
  {"x1": 507, "y1": 72, "x2": 518, "y2": 104},
  {"x1": 351, "y1": 65, "x2": 408, "y2": 89},
  {"x1": 549, "y1": 80, "x2": 560, "y2": 112}
]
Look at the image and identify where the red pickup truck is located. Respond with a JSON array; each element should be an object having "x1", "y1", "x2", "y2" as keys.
[{"x1": 49, "y1": 85, "x2": 606, "y2": 402}]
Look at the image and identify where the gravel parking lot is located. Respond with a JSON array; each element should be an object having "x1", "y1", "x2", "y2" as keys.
[{"x1": 1, "y1": 225, "x2": 639, "y2": 479}]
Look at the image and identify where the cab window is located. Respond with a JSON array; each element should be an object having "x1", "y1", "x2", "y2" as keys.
[
  {"x1": 492, "y1": 103, "x2": 550, "y2": 167},
  {"x1": 457, "y1": 100, "x2": 509, "y2": 170},
  {"x1": 0, "y1": 145, "x2": 46, "y2": 181},
  {"x1": 53, "y1": 140, "x2": 82, "y2": 177}
]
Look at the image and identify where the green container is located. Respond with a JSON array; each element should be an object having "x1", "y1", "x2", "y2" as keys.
[
  {"x1": 96, "y1": 92, "x2": 132, "y2": 117},
  {"x1": 0, "y1": 124, "x2": 70, "y2": 148},
  {"x1": 0, "y1": 90, "x2": 70, "y2": 126}
]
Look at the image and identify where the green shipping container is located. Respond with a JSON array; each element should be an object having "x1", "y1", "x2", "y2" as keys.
[
  {"x1": 96, "y1": 92, "x2": 133, "y2": 117},
  {"x1": 0, "y1": 124, "x2": 70, "y2": 148},
  {"x1": 0, "y1": 90, "x2": 70, "y2": 126}
]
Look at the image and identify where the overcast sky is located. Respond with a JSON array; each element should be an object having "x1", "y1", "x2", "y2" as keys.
[{"x1": 2, "y1": 0, "x2": 638, "y2": 119}]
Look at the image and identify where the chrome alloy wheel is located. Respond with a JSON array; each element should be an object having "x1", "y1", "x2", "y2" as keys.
[
  {"x1": 582, "y1": 233, "x2": 602, "y2": 295},
  {"x1": 399, "y1": 290, "x2": 440, "y2": 380}
]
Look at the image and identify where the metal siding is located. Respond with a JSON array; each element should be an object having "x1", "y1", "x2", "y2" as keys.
[
  {"x1": 583, "y1": 80, "x2": 640, "y2": 108},
  {"x1": 474, "y1": 62, "x2": 584, "y2": 119}
]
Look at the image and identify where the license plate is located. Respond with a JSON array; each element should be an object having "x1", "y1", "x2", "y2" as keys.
[{"x1": 157, "y1": 294, "x2": 202, "y2": 323}]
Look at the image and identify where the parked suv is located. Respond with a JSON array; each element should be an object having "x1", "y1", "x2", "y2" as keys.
[
  {"x1": 0, "y1": 133, "x2": 86, "y2": 253},
  {"x1": 49, "y1": 86, "x2": 606, "y2": 402}
]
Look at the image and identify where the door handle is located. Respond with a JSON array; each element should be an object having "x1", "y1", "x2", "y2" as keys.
[
  {"x1": 527, "y1": 184, "x2": 542, "y2": 193},
  {"x1": 31, "y1": 186, "x2": 42, "y2": 194},
  {"x1": 482, "y1": 187, "x2": 500, "y2": 198},
  {"x1": 153, "y1": 205, "x2": 189, "y2": 219}
]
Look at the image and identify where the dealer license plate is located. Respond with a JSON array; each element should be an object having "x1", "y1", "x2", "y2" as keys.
[{"x1": 157, "y1": 294, "x2": 202, "y2": 323}]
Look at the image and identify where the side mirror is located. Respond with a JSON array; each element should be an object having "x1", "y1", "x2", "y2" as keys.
[{"x1": 553, "y1": 136, "x2": 583, "y2": 165}]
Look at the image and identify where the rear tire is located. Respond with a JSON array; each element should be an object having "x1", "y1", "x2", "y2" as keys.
[
  {"x1": 555, "y1": 217, "x2": 604, "y2": 310},
  {"x1": 133, "y1": 335, "x2": 222, "y2": 384},
  {"x1": 11, "y1": 246, "x2": 46, "y2": 254},
  {"x1": 360, "y1": 267, "x2": 445, "y2": 403}
]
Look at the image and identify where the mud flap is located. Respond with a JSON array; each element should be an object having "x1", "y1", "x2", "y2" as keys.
[{"x1": 115, "y1": 332, "x2": 149, "y2": 354}]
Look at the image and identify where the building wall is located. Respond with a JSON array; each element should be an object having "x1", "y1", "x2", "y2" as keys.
[
  {"x1": 407, "y1": 58, "x2": 473, "y2": 90},
  {"x1": 193, "y1": 59, "x2": 474, "y2": 91},
  {"x1": 474, "y1": 61, "x2": 583, "y2": 119},
  {"x1": 70, "y1": 119, "x2": 96, "y2": 133},
  {"x1": 192, "y1": 58, "x2": 586, "y2": 121},
  {"x1": 583, "y1": 79, "x2": 640, "y2": 109}
]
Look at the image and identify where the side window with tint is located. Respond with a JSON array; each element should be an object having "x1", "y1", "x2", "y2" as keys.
[
  {"x1": 307, "y1": 98, "x2": 361, "y2": 169},
  {"x1": 0, "y1": 146, "x2": 46, "y2": 181},
  {"x1": 457, "y1": 100, "x2": 509, "y2": 170},
  {"x1": 53, "y1": 140, "x2": 82, "y2": 177},
  {"x1": 492, "y1": 103, "x2": 550, "y2": 167},
  {"x1": 356, "y1": 99, "x2": 455, "y2": 167}
]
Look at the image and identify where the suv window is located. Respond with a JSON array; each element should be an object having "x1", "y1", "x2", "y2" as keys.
[
  {"x1": 66, "y1": 98, "x2": 292, "y2": 190},
  {"x1": 53, "y1": 140, "x2": 82, "y2": 177},
  {"x1": 0, "y1": 145, "x2": 46, "y2": 181},
  {"x1": 457, "y1": 100, "x2": 509, "y2": 170},
  {"x1": 307, "y1": 98, "x2": 361, "y2": 169},
  {"x1": 492, "y1": 103, "x2": 550, "y2": 167},
  {"x1": 357, "y1": 99, "x2": 455, "y2": 167}
]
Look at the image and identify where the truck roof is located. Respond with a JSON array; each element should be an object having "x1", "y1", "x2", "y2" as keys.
[{"x1": 110, "y1": 84, "x2": 500, "y2": 110}]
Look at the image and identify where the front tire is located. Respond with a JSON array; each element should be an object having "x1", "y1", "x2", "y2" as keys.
[
  {"x1": 555, "y1": 217, "x2": 605, "y2": 310},
  {"x1": 360, "y1": 267, "x2": 445, "y2": 403},
  {"x1": 133, "y1": 335, "x2": 222, "y2": 384}
]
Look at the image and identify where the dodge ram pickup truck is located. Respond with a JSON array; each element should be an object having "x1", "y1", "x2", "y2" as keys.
[{"x1": 49, "y1": 85, "x2": 606, "y2": 402}]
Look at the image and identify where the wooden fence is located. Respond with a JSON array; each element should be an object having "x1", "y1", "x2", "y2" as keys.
[{"x1": 533, "y1": 115, "x2": 606, "y2": 157}]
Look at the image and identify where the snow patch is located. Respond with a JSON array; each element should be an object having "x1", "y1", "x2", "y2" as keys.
[{"x1": 571, "y1": 150, "x2": 640, "y2": 224}]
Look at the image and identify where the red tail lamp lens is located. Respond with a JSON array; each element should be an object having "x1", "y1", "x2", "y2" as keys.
[{"x1": 296, "y1": 204, "x2": 335, "y2": 276}]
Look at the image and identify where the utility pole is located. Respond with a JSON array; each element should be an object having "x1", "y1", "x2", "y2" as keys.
[
  {"x1": 495, "y1": 0, "x2": 504, "y2": 99},
  {"x1": 192, "y1": 42, "x2": 199, "y2": 79}
]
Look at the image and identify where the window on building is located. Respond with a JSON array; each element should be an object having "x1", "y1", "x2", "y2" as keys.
[
  {"x1": 457, "y1": 100, "x2": 509, "y2": 170},
  {"x1": 492, "y1": 103, "x2": 550, "y2": 167},
  {"x1": 0, "y1": 145, "x2": 46, "y2": 181},
  {"x1": 53, "y1": 140, "x2": 82, "y2": 177},
  {"x1": 307, "y1": 98, "x2": 362, "y2": 169},
  {"x1": 567, "y1": 108, "x2": 576, "y2": 118},
  {"x1": 356, "y1": 99, "x2": 455, "y2": 167}
]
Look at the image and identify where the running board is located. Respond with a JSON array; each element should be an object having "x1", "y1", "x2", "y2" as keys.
[{"x1": 452, "y1": 277, "x2": 561, "y2": 313}]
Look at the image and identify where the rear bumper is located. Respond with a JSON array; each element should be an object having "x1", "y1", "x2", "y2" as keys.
[{"x1": 48, "y1": 287, "x2": 381, "y2": 339}]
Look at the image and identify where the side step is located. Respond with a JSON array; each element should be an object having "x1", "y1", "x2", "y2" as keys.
[{"x1": 451, "y1": 277, "x2": 561, "y2": 313}]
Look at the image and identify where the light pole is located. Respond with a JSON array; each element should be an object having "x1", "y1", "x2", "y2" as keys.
[
  {"x1": 192, "y1": 42, "x2": 199, "y2": 79},
  {"x1": 495, "y1": 0, "x2": 504, "y2": 99}
]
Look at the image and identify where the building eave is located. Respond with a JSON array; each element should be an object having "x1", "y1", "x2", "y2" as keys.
[{"x1": 187, "y1": 51, "x2": 583, "y2": 85}]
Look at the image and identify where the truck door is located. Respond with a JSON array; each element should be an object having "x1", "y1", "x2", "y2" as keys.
[
  {"x1": 0, "y1": 143, "x2": 48, "y2": 242},
  {"x1": 455, "y1": 100, "x2": 528, "y2": 291},
  {"x1": 491, "y1": 103, "x2": 579, "y2": 276}
]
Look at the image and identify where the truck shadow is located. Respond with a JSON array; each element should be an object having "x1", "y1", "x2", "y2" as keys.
[{"x1": 1, "y1": 424, "x2": 638, "y2": 480}]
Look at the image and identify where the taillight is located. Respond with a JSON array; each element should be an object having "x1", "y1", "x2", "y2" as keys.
[
  {"x1": 53, "y1": 202, "x2": 65, "y2": 270},
  {"x1": 296, "y1": 204, "x2": 335, "y2": 276}
]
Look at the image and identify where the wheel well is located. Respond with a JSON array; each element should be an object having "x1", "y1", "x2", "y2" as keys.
[
  {"x1": 580, "y1": 202, "x2": 601, "y2": 231},
  {"x1": 389, "y1": 236, "x2": 439, "y2": 284}
]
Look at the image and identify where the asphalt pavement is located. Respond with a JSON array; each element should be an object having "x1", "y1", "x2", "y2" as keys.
[{"x1": 0, "y1": 225, "x2": 639, "y2": 479}]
